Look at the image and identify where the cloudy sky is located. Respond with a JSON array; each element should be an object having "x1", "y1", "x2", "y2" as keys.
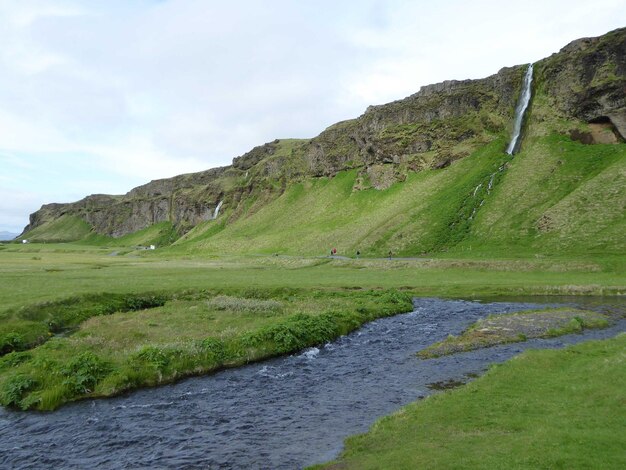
[{"x1": 1, "y1": 0, "x2": 624, "y2": 233}]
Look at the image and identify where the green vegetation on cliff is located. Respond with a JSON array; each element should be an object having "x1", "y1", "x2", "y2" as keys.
[
  {"x1": 17, "y1": 129, "x2": 626, "y2": 259},
  {"x1": 168, "y1": 133, "x2": 625, "y2": 258},
  {"x1": 18, "y1": 215, "x2": 93, "y2": 243}
]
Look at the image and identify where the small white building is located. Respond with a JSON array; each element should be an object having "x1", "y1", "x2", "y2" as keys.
[
  {"x1": 149, "y1": 245, "x2": 156, "y2": 250},
  {"x1": 22, "y1": 239, "x2": 28, "y2": 244}
]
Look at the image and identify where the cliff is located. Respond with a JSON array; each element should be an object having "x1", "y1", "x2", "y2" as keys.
[{"x1": 21, "y1": 28, "x2": 626, "y2": 243}]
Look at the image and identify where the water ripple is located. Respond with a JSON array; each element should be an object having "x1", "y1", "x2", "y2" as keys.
[{"x1": 0, "y1": 297, "x2": 623, "y2": 469}]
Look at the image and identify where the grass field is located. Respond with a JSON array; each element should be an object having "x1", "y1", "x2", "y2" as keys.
[
  {"x1": 313, "y1": 334, "x2": 626, "y2": 469},
  {"x1": 1, "y1": 243, "x2": 624, "y2": 312},
  {"x1": 2, "y1": 145, "x2": 624, "y2": 464},
  {"x1": 0, "y1": 241, "x2": 624, "y2": 410}
]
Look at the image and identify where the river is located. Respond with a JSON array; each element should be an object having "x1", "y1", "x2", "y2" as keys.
[{"x1": 1, "y1": 297, "x2": 624, "y2": 469}]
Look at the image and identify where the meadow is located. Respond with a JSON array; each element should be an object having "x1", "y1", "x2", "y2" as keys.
[{"x1": 0, "y1": 241, "x2": 624, "y2": 411}]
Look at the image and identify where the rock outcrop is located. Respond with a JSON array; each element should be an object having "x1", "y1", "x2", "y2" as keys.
[
  {"x1": 536, "y1": 27, "x2": 626, "y2": 140},
  {"x1": 21, "y1": 28, "x2": 626, "y2": 240}
]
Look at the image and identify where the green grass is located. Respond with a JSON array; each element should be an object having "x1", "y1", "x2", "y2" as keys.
[
  {"x1": 18, "y1": 215, "x2": 93, "y2": 242},
  {"x1": 0, "y1": 244, "x2": 624, "y2": 313},
  {"x1": 81, "y1": 221, "x2": 179, "y2": 247},
  {"x1": 313, "y1": 334, "x2": 626, "y2": 469},
  {"x1": 467, "y1": 134, "x2": 626, "y2": 255},
  {"x1": 1, "y1": 242, "x2": 623, "y2": 410},
  {"x1": 0, "y1": 291, "x2": 169, "y2": 354},
  {"x1": 0, "y1": 288, "x2": 413, "y2": 410},
  {"x1": 172, "y1": 138, "x2": 514, "y2": 256}
]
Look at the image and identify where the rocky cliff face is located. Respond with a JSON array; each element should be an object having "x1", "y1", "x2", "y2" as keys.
[
  {"x1": 536, "y1": 28, "x2": 626, "y2": 140},
  {"x1": 22, "y1": 28, "x2": 626, "y2": 239}
]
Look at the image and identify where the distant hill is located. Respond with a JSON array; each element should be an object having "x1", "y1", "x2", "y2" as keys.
[
  {"x1": 20, "y1": 28, "x2": 626, "y2": 256},
  {"x1": 0, "y1": 231, "x2": 18, "y2": 241}
]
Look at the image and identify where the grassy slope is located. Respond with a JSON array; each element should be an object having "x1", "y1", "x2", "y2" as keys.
[
  {"x1": 169, "y1": 132, "x2": 625, "y2": 258},
  {"x1": 20, "y1": 216, "x2": 178, "y2": 247},
  {"x1": 18, "y1": 215, "x2": 93, "y2": 242},
  {"x1": 468, "y1": 134, "x2": 626, "y2": 255},
  {"x1": 18, "y1": 100, "x2": 625, "y2": 260},
  {"x1": 173, "y1": 138, "x2": 509, "y2": 256},
  {"x1": 313, "y1": 334, "x2": 626, "y2": 470},
  {"x1": 81, "y1": 221, "x2": 179, "y2": 247}
]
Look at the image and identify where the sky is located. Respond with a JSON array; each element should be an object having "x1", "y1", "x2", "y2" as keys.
[{"x1": 1, "y1": 0, "x2": 625, "y2": 233}]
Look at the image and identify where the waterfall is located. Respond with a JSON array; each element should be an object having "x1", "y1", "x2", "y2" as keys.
[
  {"x1": 506, "y1": 63, "x2": 534, "y2": 155},
  {"x1": 465, "y1": 64, "x2": 533, "y2": 224},
  {"x1": 212, "y1": 200, "x2": 223, "y2": 220},
  {"x1": 487, "y1": 173, "x2": 496, "y2": 192}
]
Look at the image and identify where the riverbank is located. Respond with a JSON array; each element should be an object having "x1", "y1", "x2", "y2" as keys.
[
  {"x1": 2, "y1": 298, "x2": 623, "y2": 468},
  {"x1": 0, "y1": 288, "x2": 413, "y2": 410},
  {"x1": 313, "y1": 333, "x2": 626, "y2": 469}
]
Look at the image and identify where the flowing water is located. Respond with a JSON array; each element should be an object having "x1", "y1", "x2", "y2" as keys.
[
  {"x1": 1, "y1": 297, "x2": 624, "y2": 469},
  {"x1": 506, "y1": 63, "x2": 534, "y2": 155},
  {"x1": 212, "y1": 200, "x2": 223, "y2": 220}
]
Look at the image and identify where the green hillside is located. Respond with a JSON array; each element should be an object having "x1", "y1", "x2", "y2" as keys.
[
  {"x1": 171, "y1": 132, "x2": 625, "y2": 257},
  {"x1": 17, "y1": 215, "x2": 93, "y2": 243},
  {"x1": 18, "y1": 28, "x2": 626, "y2": 257},
  {"x1": 81, "y1": 221, "x2": 178, "y2": 248},
  {"x1": 25, "y1": 129, "x2": 624, "y2": 257}
]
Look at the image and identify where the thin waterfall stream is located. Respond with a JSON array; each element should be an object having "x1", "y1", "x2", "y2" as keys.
[
  {"x1": 506, "y1": 63, "x2": 534, "y2": 155},
  {"x1": 468, "y1": 63, "x2": 534, "y2": 219},
  {"x1": 212, "y1": 200, "x2": 223, "y2": 219}
]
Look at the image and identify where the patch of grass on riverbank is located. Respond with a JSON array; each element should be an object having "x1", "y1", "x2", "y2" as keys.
[
  {"x1": 417, "y1": 307, "x2": 610, "y2": 358},
  {"x1": 313, "y1": 334, "x2": 626, "y2": 470},
  {"x1": 0, "y1": 288, "x2": 412, "y2": 410}
]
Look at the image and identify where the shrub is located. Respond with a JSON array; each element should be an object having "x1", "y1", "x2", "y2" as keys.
[
  {"x1": 0, "y1": 333, "x2": 25, "y2": 355},
  {"x1": 122, "y1": 293, "x2": 168, "y2": 311},
  {"x1": 61, "y1": 352, "x2": 111, "y2": 394},
  {"x1": 380, "y1": 290, "x2": 413, "y2": 308},
  {"x1": 244, "y1": 313, "x2": 341, "y2": 354},
  {"x1": 0, "y1": 374, "x2": 38, "y2": 408},
  {"x1": 206, "y1": 296, "x2": 283, "y2": 315},
  {"x1": 0, "y1": 351, "x2": 31, "y2": 371},
  {"x1": 198, "y1": 338, "x2": 226, "y2": 362},
  {"x1": 131, "y1": 346, "x2": 170, "y2": 371}
]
